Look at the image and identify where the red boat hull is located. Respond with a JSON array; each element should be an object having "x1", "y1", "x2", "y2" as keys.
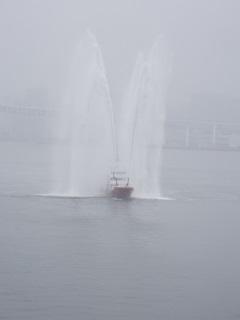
[{"x1": 111, "y1": 186, "x2": 134, "y2": 199}]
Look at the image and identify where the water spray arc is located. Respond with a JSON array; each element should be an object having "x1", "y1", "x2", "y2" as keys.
[{"x1": 53, "y1": 32, "x2": 170, "y2": 199}]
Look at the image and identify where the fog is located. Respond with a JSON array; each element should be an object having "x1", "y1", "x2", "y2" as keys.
[
  {"x1": 1, "y1": 2, "x2": 240, "y2": 320},
  {"x1": 0, "y1": 0, "x2": 240, "y2": 120}
]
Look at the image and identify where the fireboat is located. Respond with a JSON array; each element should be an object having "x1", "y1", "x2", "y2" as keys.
[{"x1": 110, "y1": 171, "x2": 134, "y2": 200}]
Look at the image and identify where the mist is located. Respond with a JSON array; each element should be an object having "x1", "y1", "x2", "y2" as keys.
[
  {"x1": 0, "y1": 0, "x2": 239, "y2": 120},
  {"x1": 1, "y1": 1, "x2": 240, "y2": 320}
]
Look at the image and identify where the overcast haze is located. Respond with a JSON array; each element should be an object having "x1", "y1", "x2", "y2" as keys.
[
  {"x1": 1, "y1": 2, "x2": 240, "y2": 319},
  {"x1": 0, "y1": 0, "x2": 239, "y2": 120}
]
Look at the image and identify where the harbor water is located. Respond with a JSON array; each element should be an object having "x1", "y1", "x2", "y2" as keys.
[{"x1": 0, "y1": 143, "x2": 240, "y2": 319}]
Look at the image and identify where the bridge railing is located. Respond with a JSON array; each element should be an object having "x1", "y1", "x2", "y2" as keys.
[{"x1": 0, "y1": 105, "x2": 240, "y2": 150}]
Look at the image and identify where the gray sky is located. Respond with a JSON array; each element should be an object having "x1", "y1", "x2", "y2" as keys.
[{"x1": 0, "y1": 0, "x2": 239, "y2": 118}]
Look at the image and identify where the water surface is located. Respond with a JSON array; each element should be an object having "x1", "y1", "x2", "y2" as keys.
[{"x1": 1, "y1": 144, "x2": 240, "y2": 319}]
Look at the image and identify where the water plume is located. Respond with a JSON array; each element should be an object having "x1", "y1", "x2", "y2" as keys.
[
  {"x1": 53, "y1": 31, "x2": 116, "y2": 197},
  {"x1": 119, "y1": 36, "x2": 170, "y2": 198},
  {"x1": 52, "y1": 33, "x2": 170, "y2": 199}
]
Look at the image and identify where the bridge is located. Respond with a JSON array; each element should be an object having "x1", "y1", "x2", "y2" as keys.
[
  {"x1": 0, "y1": 104, "x2": 240, "y2": 150},
  {"x1": 0, "y1": 104, "x2": 57, "y2": 117}
]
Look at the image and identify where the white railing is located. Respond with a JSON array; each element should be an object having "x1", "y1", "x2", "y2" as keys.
[{"x1": 0, "y1": 104, "x2": 240, "y2": 150}]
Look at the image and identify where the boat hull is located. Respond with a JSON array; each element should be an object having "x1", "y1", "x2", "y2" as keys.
[{"x1": 111, "y1": 186, "x2": 134, "y2": 200}]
